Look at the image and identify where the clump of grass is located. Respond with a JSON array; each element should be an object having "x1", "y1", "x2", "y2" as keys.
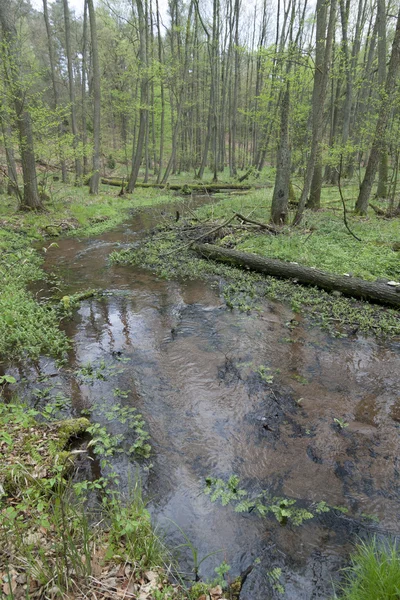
[{"x1": 334, "y1": 537, "x2": 400, "y2": 599}]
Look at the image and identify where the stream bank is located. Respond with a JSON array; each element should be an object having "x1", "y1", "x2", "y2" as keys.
[{"x1": 3, "y1": 196, "x2": 400, "y2": 599}]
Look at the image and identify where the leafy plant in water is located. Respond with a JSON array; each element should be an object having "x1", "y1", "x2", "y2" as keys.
[
  {"x1": 255, "y1": 365, "x2": 274, "y2": 383},
  {"x1": 86, "y1": 423, "x2": 124, "y2": 457},
  {"x1": 334, "y1": 417, "x2": 349, "y2": 430},
  {"x1": 267, "y1": 567, "x2": 284, "y2": 594},
  {"x1": 205, "y1": 475, "x2": 321, "y2": 526}
]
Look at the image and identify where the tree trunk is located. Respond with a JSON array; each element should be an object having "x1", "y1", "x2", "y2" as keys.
[
  {"x1": 42, "y1": 0, "x2": 67, "y2": 183},
  {"x1": 87, "y1": 0, "x2": 101, "y2": 194},
  {"x1": 294, "y1": 0, "x2": 337, "y2": 222},
  {"x1": 271, "y1": 81, "x2": 291, "y2": 224},
  {"x1": 193, "y1": 243, "x2": 400, "y2": 308},
  {"x1": 376, "y1": 0, "x2": 387, "y2": 198},
  {"x1": 81, "y1": 0, "x2": 89, "y2": 176},
  {"x1": 355, "y1": 8, "x2": 400, "y2": 214},
  {"x1": 0, "y1": 0, "x2": 43, "y2": 210},
  {"x1": 0, "y1": 103, "x2": 19, "y2": 198},
  {"x1": 127, "y1": 0, "x2": 148, "y2": 193},
  {"x1": 63, "y1": 0, "x2": 83, "y2": 184}
]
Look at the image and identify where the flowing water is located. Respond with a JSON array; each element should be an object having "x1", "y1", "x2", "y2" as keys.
[{"x1": 11, "y1": 198, "x2": 400, "y2": 598}]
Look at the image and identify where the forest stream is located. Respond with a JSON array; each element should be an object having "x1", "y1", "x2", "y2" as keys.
[{"x1": 9, "y1": 198, "x2": 400, "y2": 599}]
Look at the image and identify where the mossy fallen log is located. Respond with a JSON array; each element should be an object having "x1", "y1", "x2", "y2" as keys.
[
  {"x1": 193, "y1": 243, "x2": 400, "y2": 308},
  {"x1": 100, "y1": 177, "x2": 252, "y2": 192}
]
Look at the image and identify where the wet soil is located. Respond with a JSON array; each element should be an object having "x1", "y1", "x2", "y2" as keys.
[{"x1": 9, "y1": 198, "x2": 400, "y2": 598}]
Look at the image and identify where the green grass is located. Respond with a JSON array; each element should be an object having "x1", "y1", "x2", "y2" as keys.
[
  {"x1": 0, "y1": 229, "x2": 69, "y2": 361},
  {"x1": 195, "y1": 186, "x2": 400, "y2": 282},
  {"x1": 334, "y1": 538, "x2": 400, "y2": 599}
]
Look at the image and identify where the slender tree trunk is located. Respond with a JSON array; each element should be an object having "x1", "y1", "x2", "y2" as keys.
[
  {"x1": 355, "y1": 9, "x2": 400, "y2": 214},
  {"x1": 127, "y1": 0, "x2": 148, "y2": 193},
  {"x1": 271, "y1": 81, "x2": 291, "y2": 224},
  {"x1": 43, "y1": 0, "x2": 67, "y2": 182},
  {"x1": 63, "y1": 0, "x2": 83, "y2": 184},
  {"x1": 0, "y1": 116, "x2": 19, "y2": 198},
  {"x1": 82, "y1": 0, "x2": 89, "y2": 176},
  {"x1": 87, "y1": 0, "x2": 101, "y2": 194},
  {"x1": 0, "y1": 0, "x2": 42, "y2": 210},
  {"x1": 376, "y1": 0, "x2": 388, "y2": 198},
  {"x1": 294, "y1": 0, "x2": 337, "y2": 223}
]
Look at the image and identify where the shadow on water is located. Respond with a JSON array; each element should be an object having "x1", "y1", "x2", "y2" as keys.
[{"x1": 9, "y1": 197, "x2": 400, "y2": 598}]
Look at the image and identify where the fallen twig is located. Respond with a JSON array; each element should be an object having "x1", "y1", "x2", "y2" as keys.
[
  {"x1": 234, "y1": 212, "x2": 280, "y2": 234},
  {"x1": 337, "y1": 155, "x2": 362, "y2": 242}
]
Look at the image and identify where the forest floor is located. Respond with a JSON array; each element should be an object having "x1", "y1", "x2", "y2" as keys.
[{"x1": 1, "y1": 175, "x2": 400, "y2": 599}]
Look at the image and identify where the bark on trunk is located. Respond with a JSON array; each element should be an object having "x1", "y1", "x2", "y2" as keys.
[
  {"x1": 101, "y1": 177, "x2": 251, "y2": 191},
  {"x1": 87, "y1": 0, "x2": 101, "y2": 194},
  {"x1": 193, "y1": 243, "x2": 400, "y2": 308},
  {"x1": 294, "y1": 0, "x2": 337, "y2": 223},
  {"x1": 0, "y1": 0, "x2": 42, "y2": 210},
  {"x1": 127, "y1": 0, "x2": 147, "y2": 193},
  {"x1": 63, "y1": 0, "x2": 83, "y2": 184},
  {"x1": 355, "y1": 8, "x2": 400, "y2": 214},
  {"x1": 271, "y1": 81, "x2": 291, "y2": 224}
]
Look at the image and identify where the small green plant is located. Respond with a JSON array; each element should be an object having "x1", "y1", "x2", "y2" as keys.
[
  {"x1": 205, "y1": 475, "x2": 316, "y2": 526},
  {"x1": 86, "y1": 423, "x2": 124, "y2": 457},
  {"x1": 0, "y1": 374, "x2": 16, "y2": 385},
  {"x1": 267, "y1": 567, "x2": 285, "y2": 594},
  {"x1": 214, "y1": 560, "x2": 231, "y2": 589},
  {"x1": 255, "y1": 365, "x2": 274, "y2": 383},
  {"x1": 334, "y1": 537, "x2": 400, "y2": 599},
  {"x1": 168, "y1": 519, "x2": 223, "y2": 582},
  {"x1": 334, "y1": 417, "x2": 349, "y2": 430}
]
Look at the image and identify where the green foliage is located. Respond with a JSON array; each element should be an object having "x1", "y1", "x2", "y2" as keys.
[
  {"x1": 204, "y1": 475, "x2": 315, "y2": 526},
  {"x1": 111, "y1": 190, "x2": 400, "y2": 338},
  {"x1": 334, "y1": 417, "x2": 350, "y2": 430},
  {"x1": 267, "y1": 567, "x2": 285, "y2": 594},
  {"x1": 334, "y1": 538, "x2": 400, "y2": 600},
  {"x1": 169, "y1": 518, "x2": 224, "y2": 583},
  {"x1": 0, "y1": 232, "x2": 69, "y2": 361},
  {"x1": 255, "y1": 365, "x2": 274, "y2": 383}
]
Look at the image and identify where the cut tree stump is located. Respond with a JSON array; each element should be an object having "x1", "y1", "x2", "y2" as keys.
[{"x1": 193, "y1": 243, "x2": 400, "y2": 308}]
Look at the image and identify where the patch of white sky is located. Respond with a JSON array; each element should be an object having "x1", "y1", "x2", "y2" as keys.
[
  {"x1": 29, "y1": 0, "x2": 319, "y2": 50},
  {"x1": 31, "y1": 0, "x2": 169, "y2": 19}
]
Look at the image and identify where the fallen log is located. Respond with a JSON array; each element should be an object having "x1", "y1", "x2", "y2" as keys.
[
  {"x1": 100, "y1": 177, "x2": 252, "y2": 192},
  {"x1": 193, "y1": 243, "x2": 400, "y2": 308}
]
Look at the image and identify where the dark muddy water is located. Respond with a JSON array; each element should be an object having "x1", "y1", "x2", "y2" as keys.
[{"x1": 12, "y1": 198, "x2": 400, "y2": 598}]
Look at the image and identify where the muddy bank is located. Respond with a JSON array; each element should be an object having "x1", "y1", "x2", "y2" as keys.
[{"x1": 7, "y1": 197, "x2": 400, "y2": 598}]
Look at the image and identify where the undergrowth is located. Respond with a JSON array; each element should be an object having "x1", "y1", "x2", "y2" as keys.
[
  {"x1": 333, "y1": 537, "x2": 400, "y2": 599},
  {"x1": 110, "y1": 226, "x2": 400, "y2": 337},
  {"x1": 195, "y1": 187, "x2": 400, "y2": 282},
  {"x1": 0, "y1": 229, "x2": 69, "y2": 361},
  {"x1": 0, "y1": 399, "x2": 187, "y2": 599}
]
